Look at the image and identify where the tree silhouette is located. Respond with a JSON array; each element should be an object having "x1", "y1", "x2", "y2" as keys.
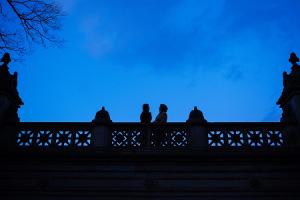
[{"x1": 0, "y1": 0, "x2": 64, "y2": 56}]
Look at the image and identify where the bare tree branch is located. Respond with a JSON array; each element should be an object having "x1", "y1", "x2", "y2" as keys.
[{"x1": 0, "y1": 0, "x2": 64, "y2": 56}]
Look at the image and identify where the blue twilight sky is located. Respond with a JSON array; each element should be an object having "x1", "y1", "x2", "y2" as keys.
[{"x1": 9, "y1": 0, "x2": 300, "y2": 122}]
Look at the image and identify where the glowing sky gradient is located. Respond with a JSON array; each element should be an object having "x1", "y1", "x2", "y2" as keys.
[{"x1": 12, "y1": 0, "x2": 300, "y2": 122}]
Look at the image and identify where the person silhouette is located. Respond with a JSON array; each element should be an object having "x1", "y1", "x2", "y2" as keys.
[
  {"x1": 140, "y1": 104, "x2": 152, "y2": 124},
  {"x1": 139, "y1": 104, "x2": 152, "y2": 146},
  {"x1": 153, "y1": 104, "x2": 168, "y2": 147},
  {"x1": 154, "y1": 104, "x2": 168, "y2": 124}
]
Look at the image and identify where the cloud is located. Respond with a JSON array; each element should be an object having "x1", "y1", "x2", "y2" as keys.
[
  {"x1": 224, "y1": 66, "x2": 244, "y2": 81},
  {"x1": 68, "y1": 0, "x2": 299, "y2": 74},
  {"x1": 60, "y1": 0, "x2": 82, "y2": 12},
  {"x1": 75, "y1": 11, "x2": 115, "y2": 57}
]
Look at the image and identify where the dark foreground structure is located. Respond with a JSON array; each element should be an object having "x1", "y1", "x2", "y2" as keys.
[{"x1": 1, "y1": 53, "x2": 300, "y2": 199}]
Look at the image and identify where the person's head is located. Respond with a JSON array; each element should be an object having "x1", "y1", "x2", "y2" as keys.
[
  {"x1": 142, "y1": 104, "x2": 150, "y2": 112},
  {"x1": 159, "y1": 104, "x2": 168, "y2": 112},
  {"x1": 289, "y1": 52, "x2": 299, "y2": 65}
]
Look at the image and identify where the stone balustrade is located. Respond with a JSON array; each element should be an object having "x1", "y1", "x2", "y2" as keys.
[{"x1": 15, "y1": 122, "x2": 288, "y2": 152}]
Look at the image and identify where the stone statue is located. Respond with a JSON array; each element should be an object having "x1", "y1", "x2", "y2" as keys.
[
  {"x1": 0, "y1": 53, "x2": 23, "y2": 125},
  {"x1": 92, "y1": 106, "x2": 112, "y2": 124},
  {"x1": 277, "y1": 52, "x2": 300, "y2": 125},
  {"x1": 281, "y1": 53, "x2": 300, "y2": 94},
  {"x1": 140, "y1": 104, "x2": 152, "y2": 124},
  {"x1": 186, "y1": 106, "x2": 207, "y2": 124},
  {"x1": 280, "y1": 104, "x2": 297, "y2": 124},
  {"x1": 289, "y1": 52, "x2": 300, "y2": 70}
]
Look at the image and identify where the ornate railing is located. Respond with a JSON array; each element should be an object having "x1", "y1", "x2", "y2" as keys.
[
  {"x1": 206, "y1": 122, "x2": 285, "y2": 148},
  {"x1": 15, "y1": 122, "x2": 287, "y2": 151},
  {"x1": 16, "y1": 123, "x2": 93, "y2": 149},
  {"x1": 109, "y1": 123, "x2": 190, "y2": 149}
]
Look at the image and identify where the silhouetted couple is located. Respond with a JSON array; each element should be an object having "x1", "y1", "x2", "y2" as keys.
[
  {"x1": 140, "y1": 104, "x2": 168, "y2": 147},
  {"x1": 140, "y1": 103, "x2": 168, "y2": 124}
]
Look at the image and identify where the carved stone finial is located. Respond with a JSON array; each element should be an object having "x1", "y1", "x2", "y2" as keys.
[
  {"x1": 186, "y1": 106, "x2": 207, "y2": 124},
  {"x1": 0, "y1": 53, "x2": 11, "y2": 66},
  {"x1": 92, "y1": 106, "x2": 112, "y2": 124}
]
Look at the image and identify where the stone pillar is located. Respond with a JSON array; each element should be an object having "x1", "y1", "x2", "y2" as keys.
[
  {"x1": 284, "y1": 93, "x2": 300, "y2": 125},
  {"x1": 0, "y1": 94, "x2": 11, "y2": 125},
  {"x1": 277, "y1": 91, "x2": 300, "y2": 146},
  {"x1": 186, "y1": 106, "x2": 208, "y2": 149},
  {"x1": 93, "y1": 125, "x2": 109, "y2": 150},
  {"x1": 92, "y1": 106, "x2": 112, "y2": 151},
  {"x1": 189, "y1": 125, "x2": 207, "y2": 148},
  {"x1": 0, "y1": 94, "x2": 19, "y2": 152}
]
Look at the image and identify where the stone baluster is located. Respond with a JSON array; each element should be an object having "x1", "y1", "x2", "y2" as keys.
[
  {"x1": 186, "y1": 106, "x2": 208, "y2": 148},
  {"x1": 92, "y1": 106, "x2": 112, "y2": 151}
]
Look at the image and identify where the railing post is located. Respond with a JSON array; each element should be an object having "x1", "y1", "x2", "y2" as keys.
[
  {"x1": 186, "y1": 107, "x2": 208, "y2": 149},
  {"x1": 146, "y1": 125, "x2": 152, "y2": 148},
  {"x1": 92, "y1": 107, "x2": 112, "y2": 151},
  {"x1": 0, "y1": 94, "x2": 19, "y2": 152},
  {"x1": 93, "y1": 123, "x2": 110, "y2": 151},
  {"x1": 189, "y1": 123, "x2": 208, "y2": 149}
]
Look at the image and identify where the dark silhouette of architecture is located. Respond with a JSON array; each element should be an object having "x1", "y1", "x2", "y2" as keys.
[
  {"x1": 0, "y1": 53, "x2": 23, "y2": 151},
  {"x1": 0, "y1": 53, "x2": 23, "y2": 105},
  {"x1": 186, "y1": 106, "x2": 207, "y2": 124},
  {"x1": 92, "y1": 106, "x2": 112, "y2": 124},
  {"x1": 1, "y1": 53, "x2": 300, "y2": 199},
  {"x1": 278, "y1": 52, "x2": 300, "y2": 107}
]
